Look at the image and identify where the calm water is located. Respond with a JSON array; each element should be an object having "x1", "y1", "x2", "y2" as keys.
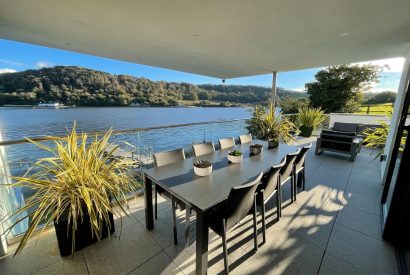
[
  {"x1": 0, "y1": 107, "x2": 253, "y2": 235},
  {"x1": 0, "y1": 107, "x2": 251, "y2": 172}
]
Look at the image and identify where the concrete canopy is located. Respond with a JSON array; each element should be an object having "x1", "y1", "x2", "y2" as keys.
[{"x1": 1, "y1": 0, "x2": 410, "y2": 78}]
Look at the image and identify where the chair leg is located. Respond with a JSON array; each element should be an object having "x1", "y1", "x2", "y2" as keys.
[
  {"x1": 171, "y1": 198, "x2": 178, "y2": 245},
  {"x1": 154, "y1": 187, "x2": 158, "y2": 220},
  {"x1": 261, "y1": 198, "x2": 266, "y2": 244},
  {"x1": 290, "y1": 178, "x2": 294, "y2": 203},
  {"x1": 221, "y1": 220, "x2": 229, "y2": 274},
  {"x1": 184, "y1": 204, "x2": 191, "y2": 248},
  {"x1": 252, "y1": 199, "x2": 258, "y2": 252},
  {"x1": 276, "y1": 189, "x2": 280, "y2": 220},
  {"x1": 278, "y1": 177, "x2": 282, "y2": 218},
  {"x1": 302, "y1": 169, "x2": 306, "y2": 191}
]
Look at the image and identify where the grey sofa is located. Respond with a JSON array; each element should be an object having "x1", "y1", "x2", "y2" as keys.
[
  {"x1": 315, "y1": 129, "x2": 362, "y2": 161},
  {"x1": 332, "y1": 122, "x2": 380, "y2": 138}
]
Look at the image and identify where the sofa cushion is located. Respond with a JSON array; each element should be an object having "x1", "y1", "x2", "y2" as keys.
[
  {"x1": 322, "y1": 129, "x2": 356, "y2": 137},
  {"x1": 333, "y1": 122, "x2": 359, "y2": 133}
]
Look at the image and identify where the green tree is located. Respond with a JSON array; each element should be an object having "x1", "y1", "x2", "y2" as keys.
[
  {"x1": 280, "y1": 97, "x2": 309, "y2": 114},
  {"x1": 366, "y1": 91, "x2": 396, "y2": 104},
  {"x1": 306, "y1": 65, "x2": 382, "y2": 113}
]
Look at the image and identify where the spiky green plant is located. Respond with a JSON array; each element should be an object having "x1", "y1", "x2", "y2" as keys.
[
  {"x1": 1, "y1": 124, "x2": 140, "y2": 256},
  {"x1": 296, "y1": 107, "x2": 326, "y2": 128},
  {"x1": 363, "y1": 109, "x2": 406, "y2": 158},
  {"x1": 246, "y1": 103, "x2": 298, "y2": 144}
]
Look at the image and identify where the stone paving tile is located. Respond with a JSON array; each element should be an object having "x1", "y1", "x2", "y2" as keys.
[
  {"x1": 129, "y1": 251, "x2": 184, "y2": 275},
  {"x1": 82, "y1": 222, "x2": 162, "y2": 275},
  {"x1": 323, "y1": 224, "x2": 397, "y2": 275}
]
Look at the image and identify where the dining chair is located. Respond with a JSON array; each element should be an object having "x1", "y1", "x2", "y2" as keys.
[
  {"x1": 279, "y1": 149, "x2": 301, "y2": 207},
  {"x1": 239, "y1": 133, "x2": 252, "y2": 144},
  {"x1": 153, "y1": 148, "x2": 188, "y2": 245},
  {"x1": 208, "y1": 172, "x2": 263, "y2": 274},
  {"x1": 219, "y1": 137, "x2": 236, "y2": 150},
  {"x1": 257, "y1": 157, "x2": 286, "y2": 243},
  {"x1": 294, "y1": 143, "x2": 312, "y2": 192},
  {"x1": 192, "y1": 142, "x2": 215, "y2": 156}
]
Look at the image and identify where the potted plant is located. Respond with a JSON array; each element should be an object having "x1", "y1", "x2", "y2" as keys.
[
  {"x1": 250, "y1": 144, "x2": 263, "y2": 155},
  {"x1": 228, "y1": 150, "x2": 243, "y2": 163},
  {"x1": 363, "y1": 109, "x2": 405, "y2": 159},
  {"x1": 246, "y1": 102, "x2": 298, "y2": 148},
  {"x1": 194, "y1": 160, "x2": 213, "y2": 176},
  {"x1": 2, "y1": 124, "x2": 140, "y2": 256},
  {"x1": 296, "y1": 107, "x2": 326, "y2": 137}
]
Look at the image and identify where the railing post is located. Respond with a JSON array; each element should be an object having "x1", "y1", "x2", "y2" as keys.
[{"x1": 367, "y1": 105, "x2": 370, "y2": 114}]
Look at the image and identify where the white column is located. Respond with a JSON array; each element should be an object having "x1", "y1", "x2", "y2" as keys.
[
  {"x1": 271, "y1": 71, "x2": 277, "y2": 107},
  {"x1": 382, "y1": 50, "x2": 410, "y2": 181}
]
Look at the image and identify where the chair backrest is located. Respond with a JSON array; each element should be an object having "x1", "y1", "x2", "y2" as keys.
[
  {"x1": 219, "y1": 137, "x2": 236, "y2": 150},
  {"x1": 295, "y1": 143, "x2": 312, "y2": 172},
  {"x1": 192, "y1": 142, "x2": 215, "y2": 156},
  {"x1": 279, "y1": 149, "x2": 301, "y2": 183},
  {"x1": 153, "y1": 148, "x2": 185, "y2": 167},
  {"x1": 239, "y1": 134, "x2": 252, "y2": 144},
  {"x1": 224, "y1": 172, "x2": 263, "y2": 230},
  {"x1": 260, "y1": 158, "x2": 286, "y2": 200}
]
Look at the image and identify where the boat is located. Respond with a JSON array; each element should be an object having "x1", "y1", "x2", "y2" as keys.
[{"x1": 37, "y1": 102, "x2": 62, "y2": 109}]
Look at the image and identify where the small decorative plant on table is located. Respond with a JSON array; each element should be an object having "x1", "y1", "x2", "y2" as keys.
[
  {"x1": 250, "y1": 143, "x2": 263, "y2": 155},
  {"x1": 2, "y1": 124, "x2": 140, "y2": 257},
  {"x1": 246, "y1": 102, "x2": 298, "y2": 149},
  {"x1": 296, "y1": 106, "x2": 325, "y2": 137},
  {"x1": 194, "y1": 160, "x2": 213, "y2": 176},
  {"x1": 228, "y1": 150, "x2": 243, "y2": 163}
]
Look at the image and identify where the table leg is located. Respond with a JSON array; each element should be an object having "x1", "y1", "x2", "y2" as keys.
[
  {"x1": 196, "y1": 210, "x2": 209, "y2": 275},
  {"x1": 144, "y1": 174, "x2": 154, "y2": 230}
]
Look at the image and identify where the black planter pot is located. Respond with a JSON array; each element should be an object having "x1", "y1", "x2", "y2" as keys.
[
  {"x1": 268, "y1": 141, "x2": 279, "y2": 149},
  {"x1": 54, "y1": 208, "x2": 115, "y2": 256},
  {"x1": 299, "y1": 125, "x2": 314, "y2": 137},
  {"x1": 250, "y1": 146, "x2": 263, "y2": 155}
]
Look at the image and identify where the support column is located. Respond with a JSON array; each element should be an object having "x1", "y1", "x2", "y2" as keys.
[{"x1": 271, "y1": 71, "x2": 277, "y2": 107}]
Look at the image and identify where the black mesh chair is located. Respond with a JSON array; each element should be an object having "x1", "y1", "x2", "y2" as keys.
[
  {"x1": 294, "y1": 143, "x2": 312, "y2": 191},
  {"x1": 208, "y1": 172, "x2": 263, "y2": 274},
  {"x1": 153, "y1": 148, "x2": 188, "y2": 246},
  {"x1": 257, "y1": 158, "x2": 286, "y2": 243},
  {"x1": 279, "y1": 149, "x2": 301, "y2": 206}
]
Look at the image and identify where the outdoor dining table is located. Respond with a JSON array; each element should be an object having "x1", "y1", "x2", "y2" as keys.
[{"x1": 144, "y1": 141, "x2": 297, "y2": 274}]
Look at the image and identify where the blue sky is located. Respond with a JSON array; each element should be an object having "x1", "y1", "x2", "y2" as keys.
[{"x1": 0, "y1": 38, "x2": 404, "y2": 92}]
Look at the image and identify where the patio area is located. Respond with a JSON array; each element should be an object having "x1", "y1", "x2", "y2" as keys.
[{"x1": 0, "y1": 141, "x2": 397, "y2": 275}]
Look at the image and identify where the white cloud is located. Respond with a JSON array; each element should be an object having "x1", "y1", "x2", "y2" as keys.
[
  {"x1": 353, "y1": 57, "x2": 405, "y2": 73},
  {"x1": 0, "y1": 68, "x2": 17, "y2": 74},
  {"x1": 292, "y1": 87, "x2": 306, "y2": 92},
  {"x1": 36, "y1": 61, "x2": 53, "y2": 68}
]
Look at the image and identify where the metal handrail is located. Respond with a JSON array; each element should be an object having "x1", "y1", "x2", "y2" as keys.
[{"x1": 0, "y1": 119, "x2": 248, "y2": 146}]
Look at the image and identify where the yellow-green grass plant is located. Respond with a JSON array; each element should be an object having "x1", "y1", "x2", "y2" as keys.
[
  {"x1": 363, "y1": 109, "x2": 406, "y2": 158},
  {"x1": 296, "y1": 107, "x2": 326, "y2": 137},
  {"x1": 1, "y1": 124, "x2": 140, "y2": 256},
  {"x1": 247, "y1": 102, "x2": 299, "y2": 146}
]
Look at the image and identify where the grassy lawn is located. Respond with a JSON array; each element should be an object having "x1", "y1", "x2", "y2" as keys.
[{"x1": 355, "y1": 103, "x2": 393, "y2": 114}]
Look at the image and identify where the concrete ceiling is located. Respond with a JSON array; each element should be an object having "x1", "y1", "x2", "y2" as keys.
[{"x1": 1, "y1": 0, "x2": 410, "y2": 79}]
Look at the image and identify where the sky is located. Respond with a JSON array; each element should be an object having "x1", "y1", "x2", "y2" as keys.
[{"x1": 0, "y1": 38, "x2": 405, "y2": 93}]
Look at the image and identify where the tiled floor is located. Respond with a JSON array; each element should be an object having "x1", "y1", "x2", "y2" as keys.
[{"x1": 0, "y1": 143, "x2": 399, "y2": 274}]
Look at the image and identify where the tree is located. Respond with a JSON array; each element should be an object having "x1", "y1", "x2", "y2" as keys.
[
  {"x1": 366, "y1": 91, "x2": 396, "y2": 104},
  {"x1": 306, "y1": 65, "x2": 382, "y2": 113},
  {"x1": 280, "y1": 97, "x2": 309, "y2": 114}
]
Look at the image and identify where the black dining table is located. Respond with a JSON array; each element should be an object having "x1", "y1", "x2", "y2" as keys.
[{"x1": 143, "y1": 141, "x2": 297, "y2": 274}]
